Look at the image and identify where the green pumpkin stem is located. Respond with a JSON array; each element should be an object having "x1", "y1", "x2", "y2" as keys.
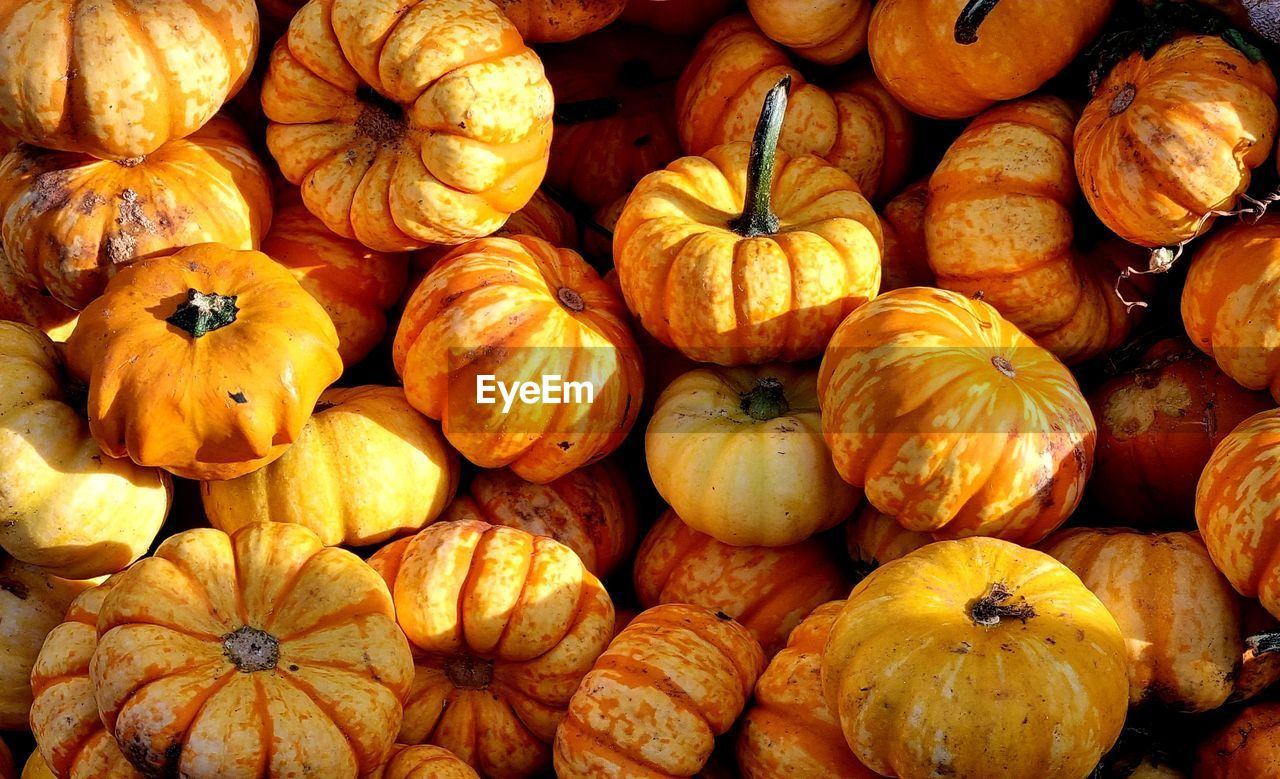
[
  {"x1": 740, "y1": 377, "x2": 790, "y2": 421},
  {"x1": 728, "y1": 76, "x2": 790, "y2": 238},
  {"x1": 1246, "y1": 629, "x2": 1280, "y2": 656},
  {"x1": 167, "y1": 289, "x2": 239, "y2": 338},
  {"x1": 955, "y1": 0, "x2": 1001, "y2": 45},
  {"x1": 970, "y1": 582, "x2": 1037, "y2": 626}
]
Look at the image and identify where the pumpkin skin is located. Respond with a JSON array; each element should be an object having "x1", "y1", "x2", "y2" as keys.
[
  {"x1": 818, "y1": 286, "x2": 1096, "y2": 545},
  {"x1": 368, "y1": 520, "x2": 615, "y2": 779},
  {"x1": 65, "y1": 244, "x2": 342, "y2": 481},
  {"x1": 1089, "y1": 339, "x2": 1272, "y2": 527},
  {"x1": 366, "y1": 745, "x2": 480, "y2": 779},
  {"x1": 1195, "y1": 702, "x2": 1280, "y2": 778},
  {"x1": 0, "y1": 322, "x2": 170, "y2": 579},
  {"x1": 823, "y1": 537, "x2": 1128, "y2": 779},
  {"x1": 261, "y1": 0, "x2": 554, "y2": 252},
  {"x1": 879, "y1": 180, "x2": 934, "y2": 291},
  {"x1": 0, "y1": 0, "x2": 258, "y2": 159},
  {"x1": 622, "y1": 0, "x2": 732, "y2": 36},
  {"x1": 0, "y1": 256, "x2": 77, "y2": 341},
  {"x1": 494, "y1": 0, "x2": 625, "y2": 42},
  {"x1": 90, "y1": 523, "x2": 414, "y2": 778},
  {"x1": 441, "y1": 460, "x2": 636, "y2": 578},
  {"x1": 411, "y1": 190, "x2": 578, "y2": 273},
  {"x1": 1042, "y1": 528, "x2": 1244, "y2": 712},
  {"x1": 393, "y1": 235, "x2": 643, "y2": 484},
  {"x1": 202, "y1": 386, "x2": 459, "y2": 548},
  {"x1": 845, "y1": 500, "x2": 932, "y2": 570},
  {"x1": 867, "y1": 0, "x2": 1115, "y2": 119},
  {"x1": 646, "y1": 364, "x2": 859, "y2": 547},
  {"x1": 747, "y1": 0, "x2": 870, "y2": 65},
  {"x1": 634, "y1": 510, "x2": 849, "y2": 657},
  {"x1": 20, "y1": 757, "x2": 54, "y2": 779},
  {"x1": 1076, "y1": 35, "x2": 1279, "y2": 248},
  {"x1": 553, "y1": 603, "x2": 766, "y2": 778}
]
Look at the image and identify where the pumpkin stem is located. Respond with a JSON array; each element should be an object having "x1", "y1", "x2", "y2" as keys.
[
  {"x1": 1246, "y1": 630, "x2": 1280, "y2": 657},
  {"x1": 969, "y1": 582, "x2": 1037, "y2": 626},
  {"x1": 557, "y1": 286, "x2": 586, "y2": 312},
  {"x1": 728, "y1": 76, "x2": 790, "y2": 238},
  {"x1": 222, "y1": 626, "x2": 279, "y2": 672},
  {"x1": 445, "y1": 654, "x2": 495, "y2": 690},
  {"x1": 740, "y1": 377, "x2": 790, "y2": 421},
  {"x1": 554, "y1": 97, "x2": 623, "y2": 125},
  {"x1": 954, "y1": 0, "x2": 1000, "y2": 44},
  {"x1": 991, "y1": 356, "x2": 1017, "y2": 378},
  {"x1": 167, "y1": 289, "x2": 239, "y2": 338}
]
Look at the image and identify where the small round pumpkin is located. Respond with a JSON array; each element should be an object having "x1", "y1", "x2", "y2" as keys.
[
  {"x1": 879, "y1": 180, "x2": 934, "y2": 292},
  {"x1": 366, "y1": 745, "x2": 480, "y2": 779},
  {"x1": 368, "y1": 520, "x2": 615, "y2": 779},
  {"x1": 0, "y1": 255, "x2": 77, "y2": 341},
  {"x1": 818, "y1": 286, "x2": 1096, "y2": 544},
  {"x1": 747, "y1": 0, "x2": 870, "y2": 64},
  {"x1": 202, "y1": 386, "x2": 459, "y2": 548},
  {"x1": 0, "y1": 0, "x2": 258, "y2": 159},
  {"x1": 394, "y1": 235, "x2": 643, "y2": 484},
  {"x1": 553, "y1": 603, "x2": 766, "y2": 778},
  {"x1": 845, "y1": 500, "x2": 932, "y2": 571},
  {"x1": 633, "y1": 510, "x2": 849, "y2": 656},
  {"x1": 261, "y1": 0, "x2": 554, "y2": 251},
  {"x1": 65, "y1": 244, "x2": 343, "y2": 481},
  {"x1": 622, "y1": 0, "x2": 732, "y2": 36},
  {"x1": 1076, "y1": 35, "x2": 1279, "y2": 247},
  {"x1": 646, "y1": 363, "x2": 859, "y2": 546},
  {"x1": 493, "y1": 0, "x2": 625, "y2": 42},
  {"x1": 1195, "y1": 702, "x2": 1280, "y2": 778}
]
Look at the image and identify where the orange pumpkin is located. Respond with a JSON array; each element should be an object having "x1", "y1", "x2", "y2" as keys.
[
  {"x1": 622, "y1": 0, "x2": 732, "y2": 36},
  {"x1": 411, "y1": 190, "x2": 579, "y2": 273},
  {"x1": 748, "y1": 0, "x2": 870, "y2": 64},
  {"x1": 633, "y1": 510, "x2": 849, "y2": 656},
  {"x1": 879, "y1": 180, "x2": 934, "y2": 292},
  {"x1": 261, "y1": 0, "x2": 554, "y2": 252},
  {"x1": 90, "y1": 523, "x2": 414, "y2": 777},
  {"x1": 1195, "y1": 702, "x2": 1280, "y2": 778},
  {"x1": 0, "y1": 0, "x2": 258, "y2": 159},
  {"x1": 1076, "y1": 35, "x2": 1278, "y2": 247},
  {"x1": 868, "y1": 0, "x2": 1116, "y2": 119},
  {"x1": 494, "y1": 0, "x2": 625, "y2": 42},
  {"x1": 366, "y1": 745, "x2": 480, "y2": 779},
  {"x1": 818, "y1": 286, "x2": 1095, "y2": 544},
  {"x1": 0, "y1": 117, "x2": 273, "y2": 310},
  {"x1": 393, "y1": 235, "x2": 642, "y2": 484},
  {"x1": 368, "y1": 520, "x2": 615, "y2": 778},
  {"x1": 554, "y1": 603, "x2": 766, "y2": 778},
  {"x1": 617, "y1": 78, "x2": 883, "y2": 365},
  {"x1": 845, "y1": 500, "x2": 932, "y2": 572},
  {"x1": 65, "y1": 244, "x2": 342, "y2": 481},
  {"x1": 441, "y1": 460, "x2": 636, "y2": 578},
  {"x1": 0, "y1": 256, "x2": 77, "y2": 341}
]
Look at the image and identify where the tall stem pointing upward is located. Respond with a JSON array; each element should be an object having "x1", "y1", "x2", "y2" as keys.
[{"x1": 728, "y1": 76, "x2": 791, "y2": 238}]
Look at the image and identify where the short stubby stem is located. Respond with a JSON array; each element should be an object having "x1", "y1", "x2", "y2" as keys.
[
  {"x1": 970, "y1": 582, "x2": 1037, "y2": 627},
  {"x1": 445, "y1": 653, "x2": 495, "y2": 690},
  {"x1": 740, "y1": 377, "x2": 790, "y2": 421},
  {"x1": 167, "y1": 289, "x2": 239, "y2": 338},
  {"x1": 223, "y1": 626, "x2": 280, "y2": 673}
]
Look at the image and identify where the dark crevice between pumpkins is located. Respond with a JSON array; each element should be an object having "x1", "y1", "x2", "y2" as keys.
[
  {"x1": 740, "y1": 377, "x2": 790, "y2": 422},
  {"x1": 553, "y1": 58, "x2": 664, "y2": 125},
  {"x1": 167, "y1": 289, "x2": 239, "y2": 338},
  {"x1": 969, "y1": 582, "x2": 1037, "y2": 627},
  {"x1": 445, "y1": 653, "x2": 495, "y2": 690},
  {"x1": 729, "y1": 76, "x2": 790, "y2": 238},
  {"x1": 223, "y1": 626, "x2": 280, "y2": 672},
  {"x1": 954, "y1": 0, "x2": 1000, "y2": 45}
]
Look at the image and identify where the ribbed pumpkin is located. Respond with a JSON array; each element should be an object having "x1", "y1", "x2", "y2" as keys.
[
  {"x1": 202, "y1": 386, "x2": 459, "y2": 548},
  {"x1": 494, "y1": 0, "x2": 625, "y2": 42},
  {"x1": 0, "y1": 117, "x2": 272, "y2": 310},
  {"x1": 261, "y1": 0, "x2": 554, "y2": 251},
  {"x1": 0, "y1": 322, "x2": 170, "y2": 579},
  {"x1": 441, "y1": 460, "x2": 636, "y2": 578},
  {"x1": 65, "y1": 245, "x2": 342, "y2": 480},
  {"x1": 1076, "y1": 35, "x2": 1278, "y2": 247},
  {"x1": 879, "y1": 180, "x2": 933, "y2": 291},
  {"x1": 90, "y1": 523, "x2": 414, "y2": 777},
  {"x1": 1195, "y1": 702, "x2": 1280, "y2": 778},
  {"x1": 554, "y1": 604, "x2": 766, "y2": 778},
  {"x1": 818, "y1": 287, "x2": 1096, "y2": 544},
  {"x1": 0, "y1": 255, "x2": 77, "y2": 341},
  {"x1": 622, "y1": 0, "x2": 732, "y2": 36},
  {"x1": 393, "y1": 235, "x2": 642, "y2": 484},
  {"x1": 0, "y1": 0, "x2": 258, "y2": 159},
  {"x1": 633, "y1": 510, "x2": 848, "y2": 656},
  {"x1": 646, "y1": 363, "x2": 858, "y2": 547},
  {"x1": 867, "y1": 0, "x2": 1115, "y2": 119},
  {"x1": 823, "y1": 537, "x2": 1128, "y2": 779},
  {"x1": 368, "y1": 520, "x2": 614, "y2": 779},
  {"x1": 411, "y1": 190, "x2": 579, "y2": 272},
  {"x1": 845, "y1": 500, "x2": 932, "y2": 571},
  {"x1": 747, "y1": 0, "x2": 870, "y2": 64},
  {"x1": 366, "y1": 745, "x2": 480, "y2": 779},
  {"x1": 736, "y1": 601, "x2": 876, "y2": 778},
  {"x1": 617, "y1": 78, "x2": 883, "y2": 365}
]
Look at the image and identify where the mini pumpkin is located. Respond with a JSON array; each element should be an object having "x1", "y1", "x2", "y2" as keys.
[
  {"x1": 366, "y1": 745, "x2": 480, "y2": 779},
  {"x1": 261, "y1": 0, "x2": 554, "y2": 251},
  {"x1": 845, "y1": 500, "x2": 932, "y2": 572},
  {"x1": 646, "y1": 363, "x2": 859, "y2": 546},
  {"x1": 411, "y1": 190, "x2": 579, "y2": 272},
  {"x1": 494, "y1": 0, "x2": 625, "y2": 42},
  {"x1": 0, "y1": 253, "x2": 77, "y2": 341},
  {"x1": 747, "y1": 0, "x2": 870, "y2": 64},
  {"x1": 622, "y1": 0, "x2": 732, "y2": 36},
  {"x1": 1195, "y1": 702, "x2": 1280, "y2": 778},
  {"x1": 879, "y1": 180, "x2": 934, "y2": 291},
  {"x1": 818, "y1": 286, "x2": 1096, "y2": 544}
]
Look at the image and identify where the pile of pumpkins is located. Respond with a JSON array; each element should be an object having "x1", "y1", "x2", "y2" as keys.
[{"x1": 5, "y1": 0, "x2": 1280, "y2": 777}]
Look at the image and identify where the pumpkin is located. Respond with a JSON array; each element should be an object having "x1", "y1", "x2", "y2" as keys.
[
  {"x1": 263, "y1": 193, "x2": 408, "y2": 367},
  {"x1": 543, "y1": 26, "x2": 688, "y2": 211},
  {"x1": 0, "y1": 256, "x2": 77, "y2": 342},
  {"x1": 879, "y1": 180, "x2": 933, "y2": 292},
  {"x1": 393, "y1": 235, "x2": 643, "y2": 484},
  {"x1": 65, "y1": 244, "x2": 343, "y2": 481},
  {"x1": 622, "y1": 0, "x2": 732, "y2": 36},
  {"x1": 0, "y1": 0, "x2": 258, "y2": 159},
  {"x1": 1195, "y1": 702, "x2": 1280, "y2": 778},
  {"x1": 927, "y1": 96, "x2": 1145, "y2": 364},
  {"x1": 553, "y1": 603, "x2": 766, "y2": 778},
  {"x1": 646, "y1": 363, "x2": 859, "y2": 546},
  {"x1": 411, "y1": 190, "x2": 579, "y2": 272},
  {"x1": 867, "y1": 0, "x2": 1116, "y2": 119},
  {"x1": 18, "y1": 757, "x2": 52, "y2": 779},
  {"x1": 633, "y1": 510, "x2": 848, "y2": 656},
  {"x1": 747, "y1": 0, "x2": 870, "y2": 64},
  {"x1": 90, "y1": 522, "x2": 414, "y2": 777},
  {"x1": 0, "y1": 322, "x2": 170, "y2": 579},
  {"x1": 0, "y1": 117, "x2": 273, "y2": 311},
  {"x1": 1183, "y1": 215, "x2": 1280, "y2": 402},
  {"x1": 1088, "y1": 338, "x2": 1272, "y2": 527},
  {"x1": 441, "y1": 460, "x2": 636, "y2": 578},
  {"x1": 736, "y1": 601, "x2": 876, "y2": 778},
  {"x1": 30, "y1": 578, "x2": 141, "y2": 779},
  {"x1": 1043, "y1": 527, "x2": 1244, "y2": 711},
  {"x1": 818, "y1": 286, "x2": 1096, "y2": 544},
  {"x1": 0, "y1": 556, "x2": 92, "y2": 730},
  {"x1": 368, "y1": 520, "x2": 615, "y2": 779},
  {"x1": 202, "y1": 386, "x2": 459, "y2": 548},
  {"x1": 261, "y1": 0, "x2": 554, "y2": 252},
  {"x1": 617, "y1": 77, "x2": 883, "y2": 366},
  {"x1": 823, "y1": 537, "x2": 1128, "y2": 778},
  {"x1": 845, "y1": 500, "x2": 932, "y2": 572},
  {"x1": 494, "y1": 0, "x2": 625, "y2": 42},
  {"x1": 366, "y1": 745, "x2": 479, "y2": 779},
  {"x1": 1076, "y1": 35, "x2": 1278, "y2": 247}
]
